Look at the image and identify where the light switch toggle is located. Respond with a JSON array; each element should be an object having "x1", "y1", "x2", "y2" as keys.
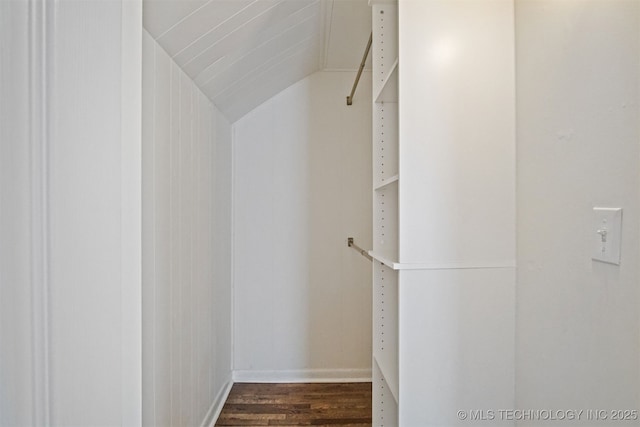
[
  {"x1": 593, "y1": 207, "x2": 622, "y2": 265},
  {"x1": 596, "y1": 228, "x2": 607, "y2": 244}
]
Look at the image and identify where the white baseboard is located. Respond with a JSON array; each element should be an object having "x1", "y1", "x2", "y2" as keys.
[
  {"x1": 200, "y1": 376, "x2": 233, "y2": 427},
  {"x1": 232, "y1": 368, "x2": 372, "y2": 383}
]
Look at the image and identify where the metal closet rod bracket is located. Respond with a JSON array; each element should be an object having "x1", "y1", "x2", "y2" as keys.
[{"x1": 347, "y1": 237, "x2": 373, "y2": 261}]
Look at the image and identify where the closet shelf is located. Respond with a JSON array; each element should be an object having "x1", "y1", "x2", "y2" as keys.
[
  {"x1": 374, "y1": 58, "x2": 398, "y2": 104},
  {"x1": 374, "y1": 174, "x2": 399, "y2": 191},
  {"x1": 374, "y1": 355, "x2": 399, "y2": 404},
  {"x1": 369, "y1": 251, "x2": 400, "y2": 270},
  {"x1": 370, "y1": 254, "x2": 517, "y2": 271}
]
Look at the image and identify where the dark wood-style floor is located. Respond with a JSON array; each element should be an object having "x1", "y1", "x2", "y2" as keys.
[{"x1": 215, "y1": 382, "x2": 372, "y2": 426}]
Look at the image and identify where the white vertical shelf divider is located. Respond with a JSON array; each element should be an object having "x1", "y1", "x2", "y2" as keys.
[
  {"x1": 376, "y1": 1, "x2": 516, "y2": 425},
  {"x1": 370, "y1": 0, "x2": 399, "y2": 426}
]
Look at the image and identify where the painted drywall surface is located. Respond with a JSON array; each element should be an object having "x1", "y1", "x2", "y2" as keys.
[
  {"x1": 1, "y1": 1, "x2": 142, "y2": 424},
  {"x1": 233, "y1": 71, "x2": 373, "y2": 378},
  {"x1": 142, "y1": 31, "x2": 233, "y2": 427},
  {"x1": 0, "y1": 0, "x2": 33, "y2": 424},
  {"x1": 45, "y1": 0, "x2": 142, "y2": 424},
  {"x1": 516, "y1": 1, "x2": 640, "y2": 423}
]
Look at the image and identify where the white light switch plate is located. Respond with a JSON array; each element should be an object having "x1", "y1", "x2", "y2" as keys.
[{"x1": 592, "y1": 207, "x2": 622, "y2": 265}]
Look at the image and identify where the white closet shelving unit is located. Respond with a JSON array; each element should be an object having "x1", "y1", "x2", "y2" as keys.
[
  {"x1": 370, "y1": 1, "x2": 399, "y2": 425},
  {"x1": 368, "y1": 1, "x2": 516, "y2": 426}
]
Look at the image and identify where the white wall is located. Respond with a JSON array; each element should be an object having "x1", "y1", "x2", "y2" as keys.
[
  {"x1": 0, "y1": 1, "x2": 34, "y2": 424},
  {"x1": 46, "y1": 1, "x2": 142, "y2": 424},
  {"x1": 233, "y1": 71, "x2": 372, "y2": 380},
  {"x1": 516, "y1": 1, "x2": 640, "y2": 424},
  {"x1": 142, "y1": 31, "x2": 233, "y2": 426},
  {"x1": 2, "y1": 0, "x2": 144, "y2": 424}
]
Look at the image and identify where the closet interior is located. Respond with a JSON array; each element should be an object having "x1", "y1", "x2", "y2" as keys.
[{"x1": 2, "y1": 1, "x2": 639, "y2": 426}]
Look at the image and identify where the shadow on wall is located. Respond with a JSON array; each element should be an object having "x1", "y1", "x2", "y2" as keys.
[
  {"x1": 231, "y1": 70, "x2": 373, "y2": 377},
  {"x1": 306, "y1": 71, "x2": 373, "y2": 373}
]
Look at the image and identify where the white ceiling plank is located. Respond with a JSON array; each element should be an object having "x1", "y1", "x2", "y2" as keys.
[
  {"x1": 143, "y1": 0, "x2": 371, "y2": 121},
  {"x1": 143, "y1": 0, "x2": 209, "y2": 37},
  {"x1": 320, "y1": 0, "x2": 334, "y2": 69},
  {"x1": 210, "y1": 35, "x2": 320, "y2": 102},
  {"x1": 204, "y1": 28, "x2": 319, "y2": 97},
  {"x1": 197, "y1": 14, "x2": 320, "y2": 92},
  {"x1": 180, "y1": 0, "x2": 316, "y2": 77},
  {"x1": 172, "y1": 0, "x2": 281, "y2": 65},
  {"x1": 206, "y1": 33, "x2": 320, "y2": 99},
  {"x1": 193, "y1": 0, "x2": 321, "y2": 86},
  {"x1": 324, "y1": 0, "x2": 371, "y2": 70},
  {"x1": 157, "y1": 0, "x2": 255, "y2": 56},
  {"x1": 215, "y1": 45, "x2": 320, "y2": 122}
]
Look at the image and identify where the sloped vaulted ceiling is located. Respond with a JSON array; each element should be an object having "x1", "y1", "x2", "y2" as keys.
[{"x1": 143, "y1": 0, "x2": 372, "y2": 122}]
